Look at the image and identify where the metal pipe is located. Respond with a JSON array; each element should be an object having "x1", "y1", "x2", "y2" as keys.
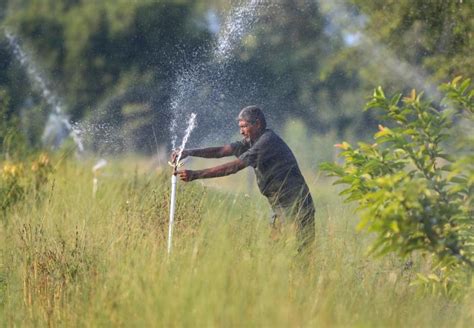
[
  {"x1": 167, "y1": 172, "x2": 177, "y2": 255},
  {"x1": 167, "y1": 112, "x2": 197, "y2": 255}
]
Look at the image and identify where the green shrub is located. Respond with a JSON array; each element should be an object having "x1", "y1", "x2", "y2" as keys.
[
  {"x1": 0, "y1": 161, "x2": 25, "y2": 214},
  {"x1": 1, "y1": 153, "x2": 54, "y2": 217},
  {"x1": 321, "y1": 77, "x2": 473, "y2": 295}
]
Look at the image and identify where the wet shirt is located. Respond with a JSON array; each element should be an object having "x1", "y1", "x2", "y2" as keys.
[{"x1": 231, "y1": 129, "x2": 312, "y2": 209}]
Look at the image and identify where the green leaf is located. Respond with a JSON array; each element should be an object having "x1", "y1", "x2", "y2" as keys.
[
  {"x1": 319, "y1": 162, "x2": 344, "y2": 176},
  {"x1": 374, "y1": 128, "x2": 392, "y2": 138},
  {"x1": 459, "y1": 78, "x2": 471, "y2": 93},
  {"x1": 390, "y1": 220, "x2": 400, "y2": 233},
  {"x1": 451, "y1": 76, "x2": 463, "y2": 86},
  {"x1": 390, "y1": 93, "x2": 402, "y2": 106}
]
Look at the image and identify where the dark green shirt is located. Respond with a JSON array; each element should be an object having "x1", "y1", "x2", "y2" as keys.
[{"x1": 231, "y1": 129, "x2": 313, "y2": 210}]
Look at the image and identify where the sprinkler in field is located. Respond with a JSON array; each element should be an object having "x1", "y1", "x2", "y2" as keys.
[
  {"x1": 167, "y1": 113, "x2": 197, "y2": 255},
  {"x1": 167, "y1": 159, "x2": 184, "y2": 255},
  {"x1": 92, "y1": 159, "x2": 107, "y2": 198}
]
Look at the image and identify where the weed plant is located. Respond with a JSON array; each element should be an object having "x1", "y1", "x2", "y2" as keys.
[{"x1": 1, "y1": 159, "x2": 472, "y2": 327}]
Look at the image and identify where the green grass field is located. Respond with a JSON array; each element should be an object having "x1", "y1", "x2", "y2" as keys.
[{"x1": 1, "y1": 159, "x2": 472, "y2": 327}]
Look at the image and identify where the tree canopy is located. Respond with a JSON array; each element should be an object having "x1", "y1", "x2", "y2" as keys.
[{"x1": 0, "y1": 0, "x2": 472, "y2": 153}]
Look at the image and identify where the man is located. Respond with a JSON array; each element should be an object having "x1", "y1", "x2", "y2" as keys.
[{"x1": 172, "y1": 105, "x2": 315, "y2": 249}]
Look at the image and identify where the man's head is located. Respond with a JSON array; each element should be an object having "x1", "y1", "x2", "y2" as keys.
[{"x1": 237, "y1": 105, "x2": 266, "y2": 142}]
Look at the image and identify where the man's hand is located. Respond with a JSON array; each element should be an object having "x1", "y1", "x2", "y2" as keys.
[
  {"x1": 170, "y1": 149, "x2": 189, "y2": 164},
  {"x1": 176, "y1": 169, "x2": 197, "y2": 182}
]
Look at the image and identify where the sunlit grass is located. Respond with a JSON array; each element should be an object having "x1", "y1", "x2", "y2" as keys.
[{"x1": 1, "y1": 159, "x2": 472, "y2": 327}]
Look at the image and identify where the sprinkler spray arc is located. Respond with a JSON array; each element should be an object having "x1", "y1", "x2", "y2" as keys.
[{"x1": 4, "y1": 29, "x2": 85, "y2": 153}]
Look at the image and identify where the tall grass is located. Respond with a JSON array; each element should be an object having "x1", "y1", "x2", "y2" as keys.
[{"x1": 1, "y1": 159, "x2": 472, "y2": 327}]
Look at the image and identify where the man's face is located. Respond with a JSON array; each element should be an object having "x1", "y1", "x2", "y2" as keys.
[{"x1": 239, "y1": 119, "x2": 261, "y2": 142}]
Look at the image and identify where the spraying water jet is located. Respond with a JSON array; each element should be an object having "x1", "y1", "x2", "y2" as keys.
[{"x1": 3, "y1": 29, "x2": 85, "y2": 153}]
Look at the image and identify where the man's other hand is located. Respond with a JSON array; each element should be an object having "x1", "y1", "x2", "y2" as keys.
[
  {"x1": 176, "y1": 169, "x2": 196, "y2": 182},
  {"x1": 170, "y1": 149, "x2": 189, "y2": 164}
]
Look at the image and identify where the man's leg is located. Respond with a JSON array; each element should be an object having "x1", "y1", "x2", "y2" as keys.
[
  {"x1": 269, "y1": 207, "x2": 285, "y2": 241},
  {"x1": 295, "y1": 202, "x2": 315, "y2": 253},
  {"x1": 271, "y1": 201, "x2": 315, "y2": 251}
]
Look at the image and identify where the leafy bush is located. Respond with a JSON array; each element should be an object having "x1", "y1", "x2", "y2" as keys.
[
  {"x1": 1, "y1": 153, "x2": 54, "y2": 217},
  {"x1": 321, "y1": 77, "x2": 473, "y2": 295},
  {"x1": 1, "y1": 161, "x2": 25, "y2": 214}
]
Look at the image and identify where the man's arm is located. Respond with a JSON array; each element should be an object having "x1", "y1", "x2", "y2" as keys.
[
  {"x1": 186, "y1": 145, "x2": 235, "y2": 158},
  {"x1": 172, "y1": 144, "x2": 235, "y2": 163},
  {"x1": 177, "y1": 159, "x2": 247, "y2": 182}
]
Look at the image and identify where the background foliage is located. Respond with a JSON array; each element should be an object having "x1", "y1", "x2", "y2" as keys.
[
  {"x1": 0, "y1": 0, "x2": 472, "y2": 154},
  {"x1": 321, "y1": 77, "x2": 473, "y2": 294}
]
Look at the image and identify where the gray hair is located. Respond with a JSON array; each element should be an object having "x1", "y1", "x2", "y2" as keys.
[{"x1": 237, "y1": 105, "x2": 267, "y2": 130}]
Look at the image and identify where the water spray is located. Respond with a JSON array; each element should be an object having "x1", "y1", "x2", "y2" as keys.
[
  {"x1": 168, "y1": 0, "x2": 271, "y2": 149},
  {"x1": 3, "y1": 29, "x2": 85, "y2": 153},
  {"x1": 166, "y1": 0, "x2": 269, "y2": 254},
  {"x1": 167, "y1": 113, "x2": 197, "y2": 255}
]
